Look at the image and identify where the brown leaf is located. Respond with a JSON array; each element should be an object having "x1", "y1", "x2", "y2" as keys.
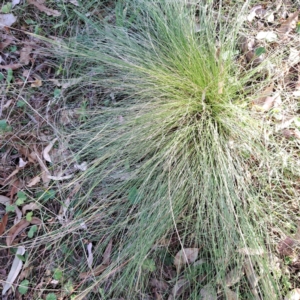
[
  {"x1": 0, "y1": 214, "x2": 8, "y2": 235},
  {"x1": 252, "y1": 84, "x2": 281, "y2": 111},
  {"x1": 199, "y1": 284, "x2": 217, "y2": 300},
  {"x1": 30, "y1": 217, "x2": 42, "y2": 225},
  {"x1": 174, "y1": 248, "x2": 199, "y2": 271},
  {"x1": 0, "y1": 195, "x2": 10, "y2": 206},
  {"x1": 27, "y1": 175, "x2": 41, "y2": 187},
  {"x1": 168, "y1": 278, "x2": 189, "y2": 300},
  {"x1": 22, "y1": 203, "x2": 40, "y2": 215},
  {"x1": 27, "y1": 0, "x2": 61, "y2": 16},
  {"x1": 102, "y1": 239, "x2": 113, "y2": 265},
  {"x1": 277, "y1": 10, "x2": 299, "y2": 39},
  {"x1": 79, "y1": 264, "x2": 107, "y2": 279},
  {"x1": 150, "y1": 278, "x2": 169, "y2": 292},
  {"x1": 0, "y1": 64, "x2": 22, "y2": 70},
  {"x1": 278, "y1": 237, "x2": 297, "y2": 256},
  {"x1": 31, "y1": 78, "x2": 42, "y2": 88},
  {"x1": 6, "y1": 220, "x2": 30, "y2": 246},
  {"x1": 244, "y1": 258, "x2": 259, "y2": 290},
  {"x1": 43, "y1": 138, "x2": 57, "y2": 163},
  {"x1": 19, "y1": 46, "x2": 32, "y2": 65},
  {"x1": 0, "y1": 35, "x2": 14, "y2": 51},
  {"x1": 225, "y1": 267, "x2": 244, "y2": 287},
  {"x1": 225, "y1": 287, "x2": 239, "y2": 300}
]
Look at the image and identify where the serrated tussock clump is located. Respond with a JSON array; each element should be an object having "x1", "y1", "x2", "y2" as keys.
[{"x1": 52, "y1": 1, "x2": 299, "y2": 298}]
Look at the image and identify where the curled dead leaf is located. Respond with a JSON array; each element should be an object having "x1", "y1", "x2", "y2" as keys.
[
  {"x1": 168, "y1": 278, "x2": 189, "y2": 300},
  {"x1": 174, "y1": 248, "x2": 199, "y2": 271},
  {"x1": 19, "y1": 46, "x2": 32, "y2": 65},
  {"x1": 225, "y1": 267, "x2": 244, "y2": 287},
  {"x1": 43, "y1": 138, "x2": 57, "y2": 163},
  {"x1": 6, "y1": 220, "x2": 30, "y2": 246},
  {"x1": 22, "y1": 203, "x2": 40, "y2": 215},
  {"x1": 277, "y1": 10, "x2": 299, "y2": 40},
  {"x1": 87, "y1": 242, "x2": 93, "y2": 268}
]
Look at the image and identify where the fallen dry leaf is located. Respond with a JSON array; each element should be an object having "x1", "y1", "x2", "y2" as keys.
[
  {"x1": 18, "y1": 158, "x2": 27, "y2": 168},
  {"x1": 252, "y1": 84, "x2": 281, "y2": 111},
  {"x1": 31, "y1": 78, "x2": 42, "y2": 88},
  {"x1": 6, "y1": 219, "x2": 30, "y2": 246},
  {"x1": 244, "y1": 258, "x2": 259, "y2": 298},
  {"x1": 0, "y1": 195, "x2": 10, "y2": 206},
  {"x1": 288, "y1": 48, "x2": 300, "y2": 66},
  {"x1": 22, "y1": 203, "x2": 40, "y2": 215},
  {"x1": 30, "y1": 217, "x2": 42, "y2": 225},
  {"x1": 19, "y1": 46, "x2": 32, "y2": 65},
  {"x1": 0, "y1": 13, "x2": 17, "y2": 29},
  {"x1": 74, "y1": 162, "x2": 87, "y2": 171},
  {"x1": 256, "y1": 31, "x2": 277, "y2": 42},
  {"x1": 43, "y1": 138, "x2": 58, "y2": 163},
  {"x1": 2, "y1": 246, "x2": 25, "y2": 296},
  {"x1": 225, "y1": 267, "x2": 244, "y2": 287},
  {"x1": 225, "y1": 287, "x2": 239, "y2": 300},
  {"x1": 0, "y1": 34, "x2": 14, "y2": 51},
  {"x1": 102, "y1": 239, "x2": 113, "y2": 265},
  {"x1": 0, "y1": 64, "x2": 22, "y2": 70},
  {"x1": 247, "y1": 5, "x2": 264, "y2": 22},
  {"x1": 150, "y1": 278, "x2": 169, "y2": 292},
  {"x1": 87, "y1": 242, "x2": 93, "y2": 268},
  {"x1": 199, "y1": 284, "x2": 217, "y2": 300},
  {"x1": 27, "y1": 0, "x2": 61, "y2": 16},
  {"x1": 79, "y1": 264, "x2": 107, "y2": 279},
  {"x1": 174, "y1": 248, "x2": 199, "y2": 271},
  {"x1": 277, "y1": 10, "x2": 299, "y2": 40},
  {"x1": 0, "y1": 214, "x2": 8, "y2": 235},
  {"x1": 168, "y1": 278, "x2": 189, "y2": 300},
  {"x1": 27, "y1": 175, "x2": 41, "y2": 187},
  {"x1": 14, "y1": 206, "x2": 22, "y2": 224}
]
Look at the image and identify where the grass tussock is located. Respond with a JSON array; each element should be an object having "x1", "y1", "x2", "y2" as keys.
[{"x1": 33, "y1": 0, "x2": 300, "y2": 298}]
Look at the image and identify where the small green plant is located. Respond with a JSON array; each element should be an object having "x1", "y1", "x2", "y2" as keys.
[
  {"x1": 46, "y1": 293, "x2": 57, "y2": 300},
  {"x1": 18, "y1": 279, "x2": 29, "y2": 295},
  {"x1": 53, "y1": 268, "x2": 63, "y2": 281},
  {"x1": 1, "y1": 3, "x2": 12, "y2": 13},
  {"x1": 28, "y1": 225, "x2": 38, "y2": 238},
  {"x1": 35, "y1": 0, "x2": 299, "y2": 298}
]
